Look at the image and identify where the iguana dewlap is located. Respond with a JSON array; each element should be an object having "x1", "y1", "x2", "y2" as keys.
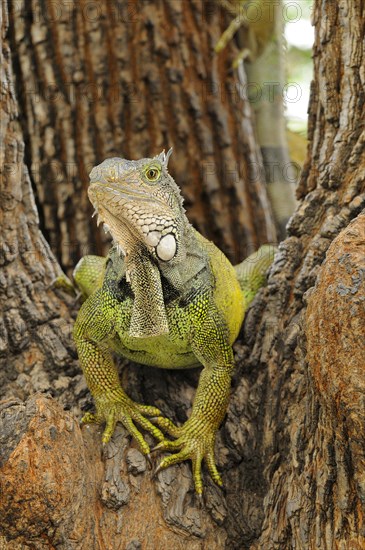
[{"x1": 73, "y1": 150, "x2": 274, "y2": 494}]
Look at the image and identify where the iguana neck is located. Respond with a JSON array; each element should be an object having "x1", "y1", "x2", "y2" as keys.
[
  {"x1": 124, "y1": 221, "x2": 208, "y2": 289},
  {"x1": 157, "y1": 225, "x2": 210, "y2": 291},
  {"x1": 109, "y1": 225, "x2": 210, "y2": 340}
]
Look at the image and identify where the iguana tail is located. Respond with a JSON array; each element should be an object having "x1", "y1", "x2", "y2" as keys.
[{"x1": 235, "y1": 245, "x2": 276, "y2": 308}]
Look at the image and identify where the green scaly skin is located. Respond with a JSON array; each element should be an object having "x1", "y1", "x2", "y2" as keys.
[{"x1": 73, "y1": 151, "x2": 275, "y2": 494}]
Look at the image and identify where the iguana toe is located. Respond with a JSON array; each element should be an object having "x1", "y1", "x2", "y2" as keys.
[
  {"x1": 85, "y1": 395, "x2": 167, "y2": 454},
  {"x1": 152, "y1": 422, "x2": 222, "y2": 494}
]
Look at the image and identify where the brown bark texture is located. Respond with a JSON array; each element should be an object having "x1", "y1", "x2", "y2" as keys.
[
  {"x1": 1, "y1": 1, "x2": 365, "y2": 549},
  {"x1": 8, "y1": 0, "x2": 276, "y2": 273}
]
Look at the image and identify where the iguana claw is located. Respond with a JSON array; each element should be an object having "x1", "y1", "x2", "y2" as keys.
[
  {"x1": 151, "y1": 420, "x2": 223, "y2": 494},
  {"x1": 81, "y1": 396, "x2": 166, "y2": 455}
]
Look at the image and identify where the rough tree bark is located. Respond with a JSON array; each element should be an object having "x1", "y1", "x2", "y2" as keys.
[
  {"x1": 9, "y1": 0, "x2": 275, "y2": 273},
  {"x1": 249, "y1": 0, "x2": 365, "y2": 546},
  {"x1": 1, "y1": 1, "x2": 365, "y2": 550}
]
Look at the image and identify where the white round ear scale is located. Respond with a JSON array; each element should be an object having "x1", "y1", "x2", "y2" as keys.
[{"x1": 156, "y1": 234, "x2": 177, "y2": 261}]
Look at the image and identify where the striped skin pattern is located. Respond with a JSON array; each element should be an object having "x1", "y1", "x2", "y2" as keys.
[{"x1": 73, "y1": 152, "x2": 275, "y2": 494}]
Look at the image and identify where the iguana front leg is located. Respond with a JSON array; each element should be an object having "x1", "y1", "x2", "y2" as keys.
[
  {"x1": 153, "y1": 305, "x2": 233, "y2": 494},
  {"x1": 73, "y1": 289, "x2": 165, "y2": 453},
  {"x1": 73, "y1": 254, "x2": 107, "y2": 299}
]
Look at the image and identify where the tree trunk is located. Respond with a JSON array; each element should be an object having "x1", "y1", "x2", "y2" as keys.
[
  {"x1": 215, "y1": 0, "x2": 298, "y2": 238},
  {"x1": 248, "y1": 0, "x2": 365, "y2": 546},
  {"x1": 243, "y1": 0, "x2": 298, "y2": 239},
  {"x1": 1, "y1": 1, "x2": 365, "y2": 549},
  {"x1": 9, "y1": 0, "x2": 275, "y2": 273},
  {"x1": 0, "y1": 0, "x2": 79, "y2": 427}
]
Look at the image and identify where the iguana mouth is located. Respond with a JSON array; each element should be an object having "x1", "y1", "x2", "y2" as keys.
[{"x1": 88, "y1": 182, "x2": 168, "y2": 208}]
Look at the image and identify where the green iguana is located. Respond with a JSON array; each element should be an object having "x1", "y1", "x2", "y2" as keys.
[{"x1": 73, "y1": 150, "x2": 275, "y2": 494}]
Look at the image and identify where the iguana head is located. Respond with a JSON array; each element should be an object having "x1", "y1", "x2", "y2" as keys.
[{"x1": 88, "y1": 150, "x2": 187, "y2": 263}]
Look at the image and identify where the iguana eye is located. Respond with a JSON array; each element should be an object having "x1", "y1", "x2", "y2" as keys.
[{"x1": 145, "y1": 165, "x2": 161, "y2": 182}]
